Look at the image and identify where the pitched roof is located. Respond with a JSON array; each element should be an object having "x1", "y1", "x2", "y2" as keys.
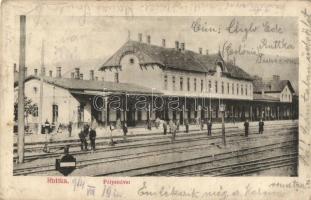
[
  {"x1": 253, "y1": 93, "x2": 280, "y2": 102},
  {"x1": 100, "y1": 40, "x2": 253, "y2": 80},
  {"x1": 14, "y1": 75, "x2": 162, "y2": 95},
  {"x1": 253, "y1": 78, "x2": 295, "y2": 94}
]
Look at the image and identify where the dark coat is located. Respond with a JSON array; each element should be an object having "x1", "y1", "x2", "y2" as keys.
[
  {"x1": 244, "y1": 122, "x2": 249, "y2": 130},
  {"x1": 259, "y1": 121, "x2": 264, "y2": 131},
  {"x1": 89, "y1": 129, "x2": 96, "y2": 140},
  {"x1": 207, "y1": 122, "x2": 212, "y2": 130}
]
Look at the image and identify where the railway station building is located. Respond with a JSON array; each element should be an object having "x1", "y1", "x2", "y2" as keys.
[{"x1": 14, "y1": 34, "x2": 298, "y2": 132}]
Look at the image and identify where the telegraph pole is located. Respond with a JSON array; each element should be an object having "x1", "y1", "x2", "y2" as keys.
[
  {"x1": 17, "y1": 15, "x2": 26, "y2": 163},
  {"x1": 38, "y1": 40, "x2": 44, "y2": 134}
]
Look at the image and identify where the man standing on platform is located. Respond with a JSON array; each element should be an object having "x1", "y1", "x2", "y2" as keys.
[
  {"x1": 89, "y1": 128, "x2": 96, "y2": 151},
  {"x1": 207, "y1": 120, "x2": 212, "y2": 136},
  {"x1": 259, "y1": 119, "x2": 264, "y2": 134},
  {"x1": 163, "y1": 120, "x2": 167, "y2": 135},
  {"x1": 244, "y1": 119, "x2": 249, "y2": 137},
  {"x1": 184, "y1": 118, "x2": 189, "y2": 133}
]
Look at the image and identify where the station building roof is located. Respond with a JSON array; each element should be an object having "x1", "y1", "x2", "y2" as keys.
[
  {"x1": 253, "y1": 78, "x2": 295, "y2": 94},
  {"x1": 14, "y1": 75, "x2": 162, "y2": 95},
  {"x1": 100, "y1": 40, "x2": 253, "y2": 81}
]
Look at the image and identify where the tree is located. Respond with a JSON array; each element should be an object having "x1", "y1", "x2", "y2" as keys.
[{"x1": 14, "y1": 96, "x2": 38, "y2": 125}]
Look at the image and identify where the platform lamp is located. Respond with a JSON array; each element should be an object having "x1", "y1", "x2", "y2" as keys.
[{"x1": 219, "y1": 103, "x2": 226, "y2": 146}]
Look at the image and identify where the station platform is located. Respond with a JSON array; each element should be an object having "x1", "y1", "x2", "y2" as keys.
[{"x1": 13, "y1": 119, "x2": 297, "y2": 145}]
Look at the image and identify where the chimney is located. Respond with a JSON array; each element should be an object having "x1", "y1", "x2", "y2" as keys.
[
  {"x1": 80, "y1": 73, "x2": 83, "y2": 80},
  {"x1": 138, "y1": 33, "x2": 142, "y2": 42},
  {"x1": 75, "y1": 68, "x2": 80, "y2": 79},
  {"x1": 175, "y1": 41, "x2": 179, "y2": 51},
  {"x1": 206, "y1": 49, "x2": 209, "y2": 55},
  {"x1": 199, "y1": 48, "x2": 202, "y2": 54},
  {"x1": 272, "y1": 75, "x2": 280, "y2": 81},
  {"x1": 95, "y1": 76, "x2": 98, "y2": 81},
  {"x1": 180, "y1": 42, "x2": 185, "y2": 51},
  {"x1": 56, "y1": 67, "x2": 61, "y2": 78},
  {"x1": 14, "y1": 63, "x2": 17, "y2": 72},
  {"x1": 162, "y1": 39, "x2": 166, "y2": 47},
  {"x1": 41, "y1": 67, "x2": 46, "y2": 76},
  {"x1": 49, "y1": 70, "x2": 53, "y2": 77},
  {"x1": 24, "y1": 67, "x2": 27, "y2": 77},
  {"x1": 34, "y1": 68, "x2": 38, "y2": 76},
  {"x1": 147, "y1": 35, "x2": 151, "y2": 44},
  {"x1": 71, "y1": 72, "x2": 74, "y2": 79},
  {"x1": 89, "y1": 70, "x2": 94, "y2": 80}
]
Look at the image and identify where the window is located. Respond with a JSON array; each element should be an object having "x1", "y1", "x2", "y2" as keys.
[
  {"x1": 227, "y1": 82, "x2": 230, "y2": 94},
  {"x1": 208, "y1": 80, "x2": 212, "y2": 92},
  {"x1": 194, "y1": 78, "x2": 197, "y2": 91},
  {"x1": 221, "y1": 82, "x2": 224, "y2": 94},
  {"x1": 246, "y1": 85, "x2": 248, "y2": 95},
  {"x1": 52, "y1": 104, "x2": 58, "y2": 123},
  {"x1": 78, "y1": 104, "x2": 84, "y2": 123},
  {"x1": 187, "y1": 78, "x2": 190, "y2": 91},
  {"x1": 201, "y1": 79, "x2": 204, "y2": 92},
  {"x1": 241, "y1": 84, "x2": 244, "y2": 95},
  {"x1": 180, "y1": 77, "x2": 183, "y2": 91},
  {"x1": 237, "y1": 83, "x2": 239, "y2": 95},
  {"x1": 164, "y1": 75, "x2": 168, "y2": 90},
  {"x1": 172, "y1": 76, "x2": 176, "y2": 91},
  {"x1": 114, "y1": 72, "x2": 119, "y2": 83},
  {"x1": 215, "y1": 81, "x2": 218, "y2": 93},
  {"x1": 33, "y1": 105, "x2": 38, "y2": 117},
  {"x1": 232, "y1": 83, "x2": 235, "y2": 95},
  {"x1": 129, "y1": 58, "x2": 134, "y2": 64}
]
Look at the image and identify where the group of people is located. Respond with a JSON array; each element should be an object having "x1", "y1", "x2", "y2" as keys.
[
  {"x1": 78, "y1": 124, "x2": 97, "y2": 151},
  {"x1": 244, "y1": 119, "x2": 265, "y2": 137}
]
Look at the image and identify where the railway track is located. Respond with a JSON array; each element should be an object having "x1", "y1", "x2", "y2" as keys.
[
  {"x1": 134, "y1": 142, "x2": 297, "y2": 177},
  {"x1": 14, "y1": 127, "x2": 297, "y2": 176},
  {"x1": 13, "y1": 124, "x2": 297, "y2": 163}
]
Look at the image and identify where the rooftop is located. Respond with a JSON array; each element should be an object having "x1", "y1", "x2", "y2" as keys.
[{"x1": 100, "y1": 40, "x2": 253, "y2": 81}]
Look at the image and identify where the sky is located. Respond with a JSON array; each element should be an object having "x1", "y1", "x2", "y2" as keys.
[{"x1": 10, "y1": 16, "x2": 298, "y2": 83}]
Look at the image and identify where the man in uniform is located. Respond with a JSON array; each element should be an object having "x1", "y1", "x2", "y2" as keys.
[
  {"x1": 244, "y1": 119, "x2": 249, "y2": 137},
  {"x1": 259, "y1": 119, "x2": 264, "y2": 134},
  {"x1": 207, "y1": 120, "x2": 212, "y2": 136},
  {"x1": 89, "y1": 128, "x2": 96, "y2": 151}
]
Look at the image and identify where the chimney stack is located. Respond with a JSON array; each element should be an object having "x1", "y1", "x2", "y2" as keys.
[
  {"x1": 206, "y1": 49, "x2": 209, "y2": 55},
  {"x1": 199, "y1": 48, "x2": 202, "y2": 54},
  {"x1": 162, "y1": 39, "x2": 166, "y2": 47},
  {"x1": 56, "y1": 67, "x2": 61, "y2": 78},
  {"x1": 147, "y1": 35, "x2": 151, "y2": 44},
  {"x1": 89, "y1": 70, "x2": 94, "y2": 80},
  {"x1": 175, "y1": 41, "x2": 179, "y2": 51},
  {"x1": 180, "y1": 42, "x2": 185, "y2": 51},
  {"x1": 41, "y1": 67, "x2": 46, "y2": 76},
  {"x1": 80, "y1": 73, "x2": 83, "y2": 80},
  {"x1": 272, "y1": 75, "x2": 280, "y2": 81},
  {"x1": 34, "y1": 68, "x2": 38, "y2": 76},
  {"x1": 75, "y1": 68, "x2": 80, "y2": 79},
  {"x1": 138, "y1": 33, "x2": 142, "y2": 42},
  {"x1": 14, "y1": 63, "x2": 17, "y2": 72},
  {"x1": 71, "y1": 72, "x2": 74, "y2": 79},
  {"x1": 95, "y1": 76, "x2": 98, "y2": 81},
  {"x1": 49, "y1": 70, "x2": 53, "y2": 77}
]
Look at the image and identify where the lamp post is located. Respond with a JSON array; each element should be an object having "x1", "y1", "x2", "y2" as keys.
[{"x1": 219, "y1": 103, "x2": 226, "y2": 146}]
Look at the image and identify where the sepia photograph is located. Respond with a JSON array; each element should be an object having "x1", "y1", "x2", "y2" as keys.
[{"x1": 12, "y1": 15, "x2": 299, "y2": 177}]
